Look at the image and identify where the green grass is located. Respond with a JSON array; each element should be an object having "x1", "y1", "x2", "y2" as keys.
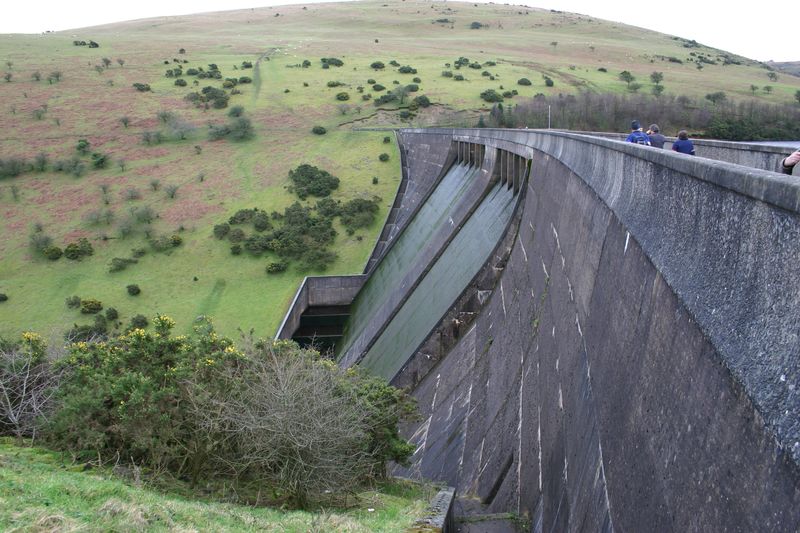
[
  {"x1": 1, "y1": 0, "x2": 799, "y2": 340},
  {"x1": 0, "y1": 440, "x2": 432, "y2": 532}
]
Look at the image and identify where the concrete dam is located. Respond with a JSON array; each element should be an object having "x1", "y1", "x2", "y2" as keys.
[{"x1": 278, "y1": 129, "x2": 800, "y2": 531}]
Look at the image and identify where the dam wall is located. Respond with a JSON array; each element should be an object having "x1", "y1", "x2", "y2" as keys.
[
  {"x1": 390, "y1": 129, "x2": 800, "y2": 531},
  {"x1": 277, "y1": 128, "x2": 800, "y2": 529}
]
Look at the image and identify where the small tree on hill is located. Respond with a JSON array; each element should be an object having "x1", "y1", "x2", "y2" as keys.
[
  {"x1": 705, "y1": 91, "x2": 727, "y2": 105},
  {"x1": 650, "y1": 71, "x2": 663, "y2": 88},
  {"x1": 619, "y1": 70, "x2": 635, "y2": 87}
]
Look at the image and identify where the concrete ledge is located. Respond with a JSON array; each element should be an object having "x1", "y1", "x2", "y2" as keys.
[
  {"x1": 408, "y1": 486, "x2": 455, "y2": 533},
  {"x1": 402, "y1": 128, "x2": 800, "y2": 212}
]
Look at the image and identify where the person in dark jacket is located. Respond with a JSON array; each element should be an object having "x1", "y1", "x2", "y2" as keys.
[
  {"x1": 780, "y1": 149, "x2": 800, "y2": 175},
  {"x1": 647, "y1": 124, "x2": 666, "y2": 148},
  {"x1": 625, "y1": 120, "x2": 650, "y2": 145},
  {"x1": 672, "y1": 130, "x2": 695, "y2": 155}
]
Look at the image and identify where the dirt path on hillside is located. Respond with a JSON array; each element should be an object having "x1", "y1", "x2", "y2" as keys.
[{"x1": 252, "y1": 48, "x2": 279, "y2": 104}]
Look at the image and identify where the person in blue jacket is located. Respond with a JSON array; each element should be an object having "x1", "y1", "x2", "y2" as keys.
[
  {"x1": 672, "y1": 130, "x2": 695, "y2": 155},
  {"x1": 626, "y1": 120, "x2": 650, "y2": 145}
]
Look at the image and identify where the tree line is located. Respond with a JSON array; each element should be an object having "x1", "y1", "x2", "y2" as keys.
[{"x1": 484, "y1": 91, "x2": 800, "y2": 141}]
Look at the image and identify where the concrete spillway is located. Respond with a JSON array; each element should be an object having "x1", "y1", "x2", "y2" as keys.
[{"x1": 278, "y1": 129, "x2": 800, "y2": 531}]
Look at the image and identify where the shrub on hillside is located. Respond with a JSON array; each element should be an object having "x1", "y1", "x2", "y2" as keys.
[
  {"x1": 335, "y1": 92, "x2": 350, "y2": 101},
  {"x1": 398, "y1": 65, "x2": 417, "y2": 74},
  {"x1": 340, "y1": 197, "x2": 380, "y2": 234},
  {"x1": 372, "y1": 83, "x2": 386, "y2": 92},
  {"x1": 379, "y1": 153, "x2": 390, "y2": 162},
  {"x1": 63, "y1": 238, "x2": 93, "y2": 260},
  {"x1": 298, "y1": 248, "x2": 338, "y2": 272},
  {"x1": 213, "y1": 223, "x2": 230, "y2": 239},
  {"x1": 312, "y1": 125, "x2": 327, "y2": 135},
  {"x1": 266, "y1": 261, "x2": 288, "y2": 274},
  {"x1": 175, "y1": 78, "x2": 187, "y2": 87},
  {"x1": 132, "y1": 83, "x2": 151, "y2": 92},
  {"x1": 480, "y1": 89, "x2": 504, "y2": 103},
  {"x1": 252, "y1": 211, "x2": 271, "y2": 232},
  {"x1": 209, "y1": 117, "x2": 254, "y2": 141},
  {"x1": 128, "y1": 314, "x2": 148, "y2": 328},
  {"x1": 43, "y1": 246, "x2": 63, "y2": 261},
  {"x1": 228, "y1": 228, "x2": 246, "y2": 243},
  {"x1": 413, "y1": 95, "x2": 431, "y2": 108},
  {"x1": 65, "y1": 296, "x2": 81, "y2": 309},
  {"x1": 321, "y1": 57, "x2": 344, "y2": 67},
  {"x1": 315, "y1": 197, "x2": 341, "y2": 218},
  {"x1": 109, "y1": 257, "x2": 137, "y2": 273},
  {"x1": 374, "y1": 93, "x2": 397, "y2": 106},
  {"x1": 105, "y1": 307, "x2": 118, "y2": 321},
  {"x1": 518, "y1": 78, "x2": 532, "y2": 86},
  {"x1": 229, "y1": 209, "x2": 256, "y2": 225},
  {"x1": 126, "y1": 284, "x2": 141, "y2": 296},
  {"x1": 79, "y1": 299, "x2": 103, "y2": 314},
  {"x1": 0, "y1": 293, "x2": 7, "y2": 303},
  {"x1": 0, "y1": 157, "x2": 29, "y2": 178},
  {"x1": 288, "y1": 164, "x2": 340, "y2": 199}
]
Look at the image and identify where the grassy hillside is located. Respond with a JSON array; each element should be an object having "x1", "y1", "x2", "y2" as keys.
[
  {"x1": 1, "y1": 0, "x2": 798, "y2": 339},
  {"x1": 0, "y1": 440, "x2": 429, "y2": 532}
]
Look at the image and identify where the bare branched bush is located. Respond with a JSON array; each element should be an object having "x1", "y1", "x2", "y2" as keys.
[
  {"x1": 186, "y1": 342, "x2": 374, "y2": 507},
  {"x1": 0, "y1": 333, "x2": 67, "y2": 441}
]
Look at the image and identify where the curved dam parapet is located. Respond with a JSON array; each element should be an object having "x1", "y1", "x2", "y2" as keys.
[{"x1": 278, "y1": 128, "x2": 800, "y2": 530}]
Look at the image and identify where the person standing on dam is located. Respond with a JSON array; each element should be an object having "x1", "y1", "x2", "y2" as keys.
[
  {"x1": 626, "y1": 120, "x2": 651, "y2": 145},
  {"x1": 646, "y1": 124, "x2": 666, "y2": 148},
  {"x1": 780, "y1": 148, "x2": 800, "y2": 175},
  {"x1": 672, "y1": 130, "x2": 695, "y2": 155}
]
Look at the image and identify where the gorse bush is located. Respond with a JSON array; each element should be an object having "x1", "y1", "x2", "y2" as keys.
[
  {"x1": 340, "y1": 197, "x2": 381, "y2": 234},
  {"x1": 288, "y1": 164, "x2": 340, "y2": 199},
  {"x1": 63, "y1": 238, "x2": 94, "y2": 260},
  {"x1": 480, "y1": 89, "x2": 504, "y2": 103},
  {"x1": 79, "y1": 299, "x2": 103, "y2": 314},
  {"x1": 32, "y1": 321, "x2": 415, "y2": 508}
]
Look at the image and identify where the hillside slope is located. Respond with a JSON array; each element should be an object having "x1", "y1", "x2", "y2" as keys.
[{"x1": 1, "y1": 0, "x2": 798, "y2": 339}]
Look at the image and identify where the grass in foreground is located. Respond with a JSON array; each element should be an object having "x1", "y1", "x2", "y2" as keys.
[{"x1": 0, "y1": 440, "x2": 431, "y2": 532}]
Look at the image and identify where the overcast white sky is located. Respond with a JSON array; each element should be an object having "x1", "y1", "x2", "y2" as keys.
[{"x1": 1, "y1": 0, "x2": 795, "y2": 62}]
